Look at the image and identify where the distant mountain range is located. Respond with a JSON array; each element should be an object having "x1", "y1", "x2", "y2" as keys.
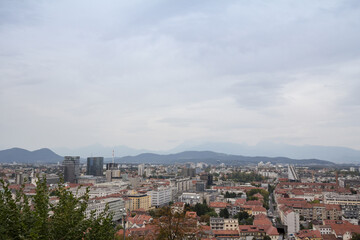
[
  {"x1": 114, "y1": 151, "x2": 335, "y2": 166},
  {"x1": 0, "y1": 146, "x2": 357, "y2": 166},
  {"x1": 0, "y1": 148, "x2": 63, "y2": 163},
  {"x1": 53, "y1": 142, "x2": 360, "y2": 163},
  {"x1": 170, "y1": 142, "x2": 360, "y2": 164}
]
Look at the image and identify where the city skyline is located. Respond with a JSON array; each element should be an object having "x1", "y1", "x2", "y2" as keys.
[{"x1": 1, "y1": 1, "x2": 360, "y2": 151}]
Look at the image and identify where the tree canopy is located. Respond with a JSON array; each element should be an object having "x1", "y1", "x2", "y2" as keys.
[
  {"x1": 0, "y1": 178, "x2": 116, "y2": 240},
  {"x1": 152, "y1": 207, "x2": 202, "y2": 240},
  {"x1": 226, "y1": 172, "x2": 265, "y2": 183}
]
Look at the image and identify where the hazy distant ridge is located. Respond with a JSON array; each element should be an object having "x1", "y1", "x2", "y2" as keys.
[
  {"x1": 116, "y1": 151, "x2": 335, "y2": 166},
  {"x1": 0, "y1": 148, "x2": 62, "y2": 163},
  {"x1": 53, "y1": 142, "x2": 360, "y2": 163},
  {"x1": 0, "y1": 147, "x2": 335, "y2": 165}
]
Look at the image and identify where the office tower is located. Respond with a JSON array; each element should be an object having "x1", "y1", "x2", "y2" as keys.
[
  {"x1": 63, "y1": 156, "x2": 80, "y2": 183},
  {"x1": 86, "y1": 157, "x2": 104, "y2": 176}
]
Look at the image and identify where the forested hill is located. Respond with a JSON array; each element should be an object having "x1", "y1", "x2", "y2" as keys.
[{"x1": 117, "y1": 151, "x2": 335, "y2": 166}]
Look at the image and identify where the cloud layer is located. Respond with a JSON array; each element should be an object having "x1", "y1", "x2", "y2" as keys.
[{"x1": 1, "y1": 0, "x2": 360, "y2": 151}]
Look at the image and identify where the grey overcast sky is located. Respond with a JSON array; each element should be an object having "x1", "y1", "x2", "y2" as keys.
[{"x1": 1, "y1": 0, "x2": 360, "y2": 151}]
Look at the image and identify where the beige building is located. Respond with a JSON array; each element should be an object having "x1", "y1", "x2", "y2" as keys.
[
  {"x1": 127, "y1": 194, "x2": 151, "y2": 211},
  {"x1": 224, "y1": 218, "x2": 238, "y2": 231}
]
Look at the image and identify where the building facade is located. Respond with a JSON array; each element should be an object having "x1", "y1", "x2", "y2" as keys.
[
  {"x1": 149, "y1": 186, "x2": 173, "y2": 208},
  {"x1": 63, "y1": 156, "x2": 80, "y2": 183},
  {"x1": 86, "y1": 157, "x2": 104, "y2": 176},
  {"x1": 128, "y1": 194, "x2": 151, "y2": 211}
]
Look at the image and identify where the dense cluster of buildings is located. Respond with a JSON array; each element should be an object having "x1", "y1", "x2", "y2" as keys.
[{"x1": 2, "y1": 156, "x2": 360, "y2": 240}]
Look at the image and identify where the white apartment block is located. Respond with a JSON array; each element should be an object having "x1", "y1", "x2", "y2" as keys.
[
  {"x1": 85, "y1": 197, "x2": 125, "y2": 222},
  {"x1": 314, "y1": 225, "x2": 332, "y2": 235},
  {"x1": 71, "y1": 186, "x2": 125, "y2": 198},
  {"x1": 149, "y1": 186, "x2": 174, "y2": 207},
  {"x1": 279, "y1": 207, "x2": 300, "y2": 236},
  {"x1": 259, "y1": 171, "x2": 278, "y2": 179},
  {"x1": 178, "y1": 192, "x2": 202, "y2": 205},
  {"x1": 171, "y1": 177, "x2": 192, "y2": 193},
  {"x1": 138, "y1": 164, "x2": 145, "y2": 176},
  {"x1": 324, "y1": 193, "x2": 360, "y2": 206}
]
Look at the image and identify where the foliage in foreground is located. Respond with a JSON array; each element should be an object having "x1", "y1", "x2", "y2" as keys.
[
  {"x1": 0, "y1": 178, "x2": 116, "y2": 240},
  {"x1": 153, "y1": 207, "x2": 202, "y2": 240}
]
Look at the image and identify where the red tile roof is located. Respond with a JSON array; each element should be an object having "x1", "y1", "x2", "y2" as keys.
[
  {"x1": 234, "y1": 199, "x2": 246, "y2": 206},
  {"x1": 213, "y1": 230, "x2": 240, "y2": 236},
  {"x1": 296, "y1": 230, "x2": 322, "y2": 239},
  {"x1": 245, "y1": 200, "x2": 263, "y2": 206},
  {"x1": 254, "y1": 218, "x2": 272, "y2": 226},
  {"x1": 251, "y1": 206, "x2": 267, "y2": 212},
  {"x1": 186, "y1": 211, "x2": 198, "y2": 218},
  {"x1": 209, "y1": 202, "x2": 228, "y2": 208}
]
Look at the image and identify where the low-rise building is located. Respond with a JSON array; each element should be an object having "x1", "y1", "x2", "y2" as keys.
[
  {"x1": 224, "y1": 218, "x2": 238, "y2": 231},
  {"x1": 324, "y1": 193, "x2": 360, "y2": 206},
  {"x1": 210, "y1": 217, "x2": 224, "y2": 230},
  {"x1": 295, "y1": 230, "x2": 322, "y2": 240},
  {"x1": 178, "y1": 192, "x2": 202, "y2": 205},
  {"x1": 209, "y1": 202, "x2": 228, "y2": 215}
]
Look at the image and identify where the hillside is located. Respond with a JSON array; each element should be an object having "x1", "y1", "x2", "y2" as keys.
[
  {"x1": 0, "y1": 148, "x2": 63, "y2": 163},
  {"x1": 116, "y1": 151, "x2": 335, "y2": 166},
  {"x1": 0, "y1": 148, "x2": 335, "y2": 166}
]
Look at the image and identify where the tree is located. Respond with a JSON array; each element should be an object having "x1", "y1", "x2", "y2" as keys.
[
  {"x1": 154, "y1": 207, "x2": 201, "y2": 240},
  {"x1": 236, "y1": 211, "x2": 253, "y2": 225},
  {"x1": 188, "y1": 202, "x2": 216, "y2": 217},
  {"x1": 0, "y1": 178, "x2": 116, "y2": 240},
  {"x1": 264, "y1": 236, "x2": 272, "y2": 240},
  {"x1": 236, "y1": 211, "x2": 249, "y2": 221},
  {"x1": 226, "y1": 171, "x2": 265, "y2": 183},
  {"x1": 308, "y1": 221, "x2": 313, "y2": 230},
  {"x1": 219, "y1": 208, "x2": 229, "y2": 219},
  {"x1": 224, "y1": 192, "x2": 237, "y2": 198},
  {"x1": 244, "y1": 217, "x2": 254, "y2": 225},
  {"x1": 200, "y1": 215, "x2": 210, "y2": 225},
  {"x1": 268, "y1": 184, "x2": 275, "y2": 194},
  {"x1": 351, "y1": 233, "x2": 360, "y2": 240}
]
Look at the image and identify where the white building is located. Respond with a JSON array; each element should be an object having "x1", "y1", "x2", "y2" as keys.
[
  {"x1": 279, "y1": 206, "x2": 300, "y2": 236},
  {"x1": 171, "y1": 177, "x2": 192, "y2": 193},
  {"x1": 138, "y1": 164, "x2": 145, "y2": 176},
  {"x1": 145, "y1": 168, "x2": 152, "y2": 177},
  {"x1": 178, "y1": 192, "x2": 202, "y2": 205},
  {"x1": 85, "y1": 198, "x2": 125, "y2": 221},
  {"x1": 324, "y1": 193, "x2": 360, "y2": 205},
  {"x1": 259, "y1": 171, "x2": 278, "y2": 179},
  {"x1": 149, "y1": 186, "x2": 174, "y2": 207},
  {"x1": 288, "y1": 165, "x2": 299, "y2": 181}
]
